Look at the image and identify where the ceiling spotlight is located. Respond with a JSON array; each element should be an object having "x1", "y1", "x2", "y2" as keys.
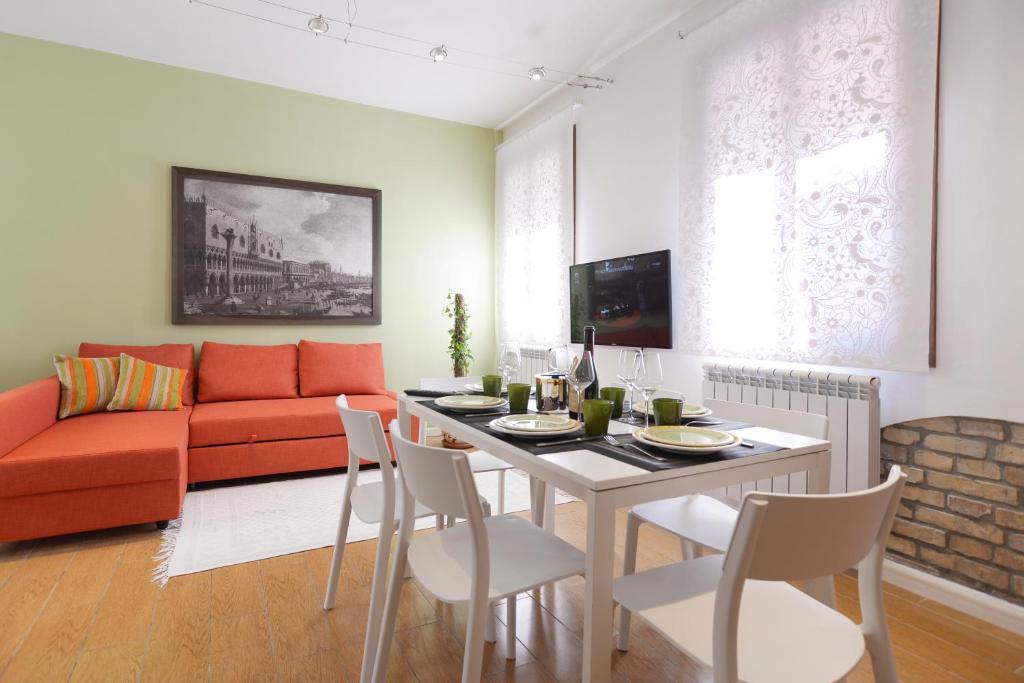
[
  {"x1": 308, "y1": 14, "x2": 329, "y2": 35},
  {"x1": 528, "y1": 66, "x2": 546, "y2": 81},
  {"x1": 429, "y1": 45, "x2": 448, "y2": 62}
]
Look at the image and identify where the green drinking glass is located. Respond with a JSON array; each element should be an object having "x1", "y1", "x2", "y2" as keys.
[
  {"x1": 507, "y1": 383, "x2": 531, "y2": 412},
  {"x1": 481, "y1": 374, "x2": 503, "y2": 397},
  {"x1": 582, "y1": 399, "x2": 614, "y2": 437},
  {"x1": 599, "y1": 386, "x2": 625, "y2": 419},
  {"x1": 652, "y1": 397, "x2": 683, "y2": 426}
]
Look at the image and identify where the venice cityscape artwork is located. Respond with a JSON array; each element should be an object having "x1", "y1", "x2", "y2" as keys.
[{"x1": 171, "y1": 167, "x2": 381, "y2": 324}]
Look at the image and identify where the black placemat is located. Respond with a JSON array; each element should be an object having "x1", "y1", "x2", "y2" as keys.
[{"x1": 418, "y1": 401, "x2": 783, "y2": 472}]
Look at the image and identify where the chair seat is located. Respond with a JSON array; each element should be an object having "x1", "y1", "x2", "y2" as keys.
[
  {"x1": 466, "y1": 450, "x2": 514, "y2": 473},
  {"x1": 351, "y1": 480, "x2": 434, "y2": 524},
  {"x1": 409, "y1": 515, "x2": 585, "y2": 603},
  {"x1": 632, "y1": 494, "x2": 738, "y2": 553},
  {"x1": 614, "y1": 556, "x2": 864, "y2": 683}
]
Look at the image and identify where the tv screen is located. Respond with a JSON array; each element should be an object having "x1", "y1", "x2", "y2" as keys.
[{"x1": 569, "y1": 249, "x2": 672, "y2": 349}]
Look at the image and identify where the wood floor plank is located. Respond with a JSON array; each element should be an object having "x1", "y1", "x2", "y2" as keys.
[
  {"x1": 83, "y1": 552, "x2": 161, "y2": 652},
  {"x1": 70, "y1": 644, "x2": 145, "y2": 683},
  {"x1": 0, "y1": 599, "x2": 96, "y2": 682},
  {"x1": 210, "y1": 612, "x2": 275, "y2": 683},
  {"x1": 48, "y1": 536, "x2": 125, "y2": 608},
  {"x1": 483, "y1": 660, "x2": 561, "y2": 683},
  {"x1": 0, "y1": 544, "x2": 76, "y2": 673},
  {"x1": 211, "y1": 561, "x2": 265, "y2": 622},
  {"x1": 277, "y1": 647, "x2": 352, "y2": 683},
  {"x1": 259, "y1": 553, "x2": 338, "y2": 661},
  {"x1": 140, "y1": 570, "x2": 211, "y2": 683}
]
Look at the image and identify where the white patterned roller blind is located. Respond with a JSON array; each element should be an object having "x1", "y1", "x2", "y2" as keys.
[
  {"x1": 495, "y1": 108, "x2": 575, "y2": 347},
  {"x1": 678, "y1": 0, "x2": 939, "y2": 371}
]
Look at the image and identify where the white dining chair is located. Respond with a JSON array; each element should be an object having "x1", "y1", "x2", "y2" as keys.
[
  {"x1": 621, "y1": 398, "x2": 829, "y2": 584},
  {"x1": 419, "y1": 376, "x2": 516, "y2": 516},
  {"x1": 322, "y1": 395, "x2": 489, "y2": 682},
  {"x1": 371, "y1": 422, "x2": 586, "y2": 682},
  {"x1": 615, "y1": 466, "x2": 906, "y2": 683}
]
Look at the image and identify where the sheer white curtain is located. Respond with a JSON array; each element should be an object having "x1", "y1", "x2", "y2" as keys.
[
  {"x1": 678, "y1": 0, "x2": 939, "y2": 371},
  {"x1": 495, "y1": 108, "x2": 575, "y2": 347}
]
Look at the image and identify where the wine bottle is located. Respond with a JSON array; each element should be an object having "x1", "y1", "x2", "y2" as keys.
[{"x1": 583, "y1": 325, "x2": 599, "y2": 400}]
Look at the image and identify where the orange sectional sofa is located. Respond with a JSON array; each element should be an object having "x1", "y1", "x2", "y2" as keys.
[{"x1": 0, "y1": 340, "x2": 397, "y2": 542}]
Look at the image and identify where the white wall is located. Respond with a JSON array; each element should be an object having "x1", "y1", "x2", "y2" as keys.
[{"x1": 503, "y1": 0, "x2": 1024, "y2": 426}]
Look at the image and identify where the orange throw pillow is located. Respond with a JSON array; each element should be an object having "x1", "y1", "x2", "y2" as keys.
[
  {"x1": 298, "y1": 340, "x2": 388, "y2": 397},
  {"x1": 107, "y1": 354, "x2": 186, "y2": 412},
  {"x1": 79, "y1": 342, "x2": 196, "y2": 405},
  {"x1": 198, "y1": 342, "x2": 299, "y2": 403}
]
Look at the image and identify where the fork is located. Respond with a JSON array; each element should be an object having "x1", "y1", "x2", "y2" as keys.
[{"x1": 602, "y1": 434, "x2": 674, "y2": 462}]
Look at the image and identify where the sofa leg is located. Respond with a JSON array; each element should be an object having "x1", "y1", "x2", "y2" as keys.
[{"x1": 156, "y1": 520, "x2": 170, "y2": 530}]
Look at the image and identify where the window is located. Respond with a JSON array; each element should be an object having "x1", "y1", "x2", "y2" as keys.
[
  {"x1": 495, "y1": 108, "x2": 575, "y2": 347},
  {"x1": 678, "y1": 0, "x2": 939, "y2": 371}
]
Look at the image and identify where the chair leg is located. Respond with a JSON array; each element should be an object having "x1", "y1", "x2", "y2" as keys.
[
  {"x1": 359, "y1": 517, "x2": 394, "y2": 683},
  {"x1": 617, "y1": 512, "x2": 642, "y2": 651},
  {"x1": 680, "y1": 538, "x2": 697, "y2": 561},
  {"x1": 505, "y1": 596, "x2": 517, "y2": 660},
  {"x1": 497, "y1": 470, "x2": 506, "y2": 516},
  {"x1": 462, "y1": 592, "x2": 490, "y2": 683},
  {"x1": 323, "y1": 498, "x2": 354, "y2": 610},
  {"x1": 371, "y1": 533, "x2": 409, "y2": 683},
  {"x1": 435, "y1": 513, "x2": 444, "y2": 530},
  {"x1": 485, "y1": 605, "x2": 497, "y2": 643}
]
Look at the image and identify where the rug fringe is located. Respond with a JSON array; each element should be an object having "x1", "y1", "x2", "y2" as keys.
[{"x1": 151, "y1": 517, "x2": 182, "y2": 587}]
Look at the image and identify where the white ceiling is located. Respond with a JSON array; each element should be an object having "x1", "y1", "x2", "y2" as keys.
[{"x1": 0, "y1": 0, "x2": 685, "y2": 128}]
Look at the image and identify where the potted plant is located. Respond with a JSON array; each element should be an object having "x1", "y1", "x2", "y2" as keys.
[{"x1": 441, "y1": 291, "x2": 474, "y2": 449}]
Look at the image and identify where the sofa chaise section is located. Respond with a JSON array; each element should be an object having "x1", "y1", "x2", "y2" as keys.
[{"x1": 0, "y1": 377, "x2": 189, "y2": 542}]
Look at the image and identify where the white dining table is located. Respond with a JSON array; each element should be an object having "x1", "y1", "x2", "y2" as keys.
[{"x1": 397, "y1": 395, "x2": 833, "y2": 683}]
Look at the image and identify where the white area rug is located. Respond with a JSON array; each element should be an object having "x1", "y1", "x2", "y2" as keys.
[{"x1": 155, "y1": 469, "x2": 573, "y2": 583}]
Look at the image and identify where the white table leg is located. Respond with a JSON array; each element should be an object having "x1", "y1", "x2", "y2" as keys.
[
  {"x1": 543, "y1": 485, "x2": 556, "y2": 532},
  {"x1": 582, "y1": 491, "x2": 615, "y2": 683},
  {"x1": 529, "y1": 476, "x2": 546, "y2": 527},
  {"x1": 807, "y1": 450, "x2": 837, "y2": 607},
  {"x1": 397, "y1": 399, "x2": 413, "y2": 441}
]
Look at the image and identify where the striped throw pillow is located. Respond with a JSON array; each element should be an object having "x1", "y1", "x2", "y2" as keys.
[
  {"x1": 53, "y1": 354, "x2": 120, "y2": 419},
  {"x1": 107, "y1": 354, "x2": 186, "y2": 412}
]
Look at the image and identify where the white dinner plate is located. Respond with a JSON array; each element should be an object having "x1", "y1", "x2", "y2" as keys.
[
  {"x1": 435, "y1": 395, "x2": 508, "y2": 412},
  {"x1": 494, "y1": 414, "x2": 581, "y2": 433},
  {"x1": 489, "y1": 417, "x2": 582, "y2": 439},
  {"x1": 632, "y1": 427, "x2": 741, "y2": 454}
]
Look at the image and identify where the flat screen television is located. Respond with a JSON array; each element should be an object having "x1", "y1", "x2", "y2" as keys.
[{"x1": 569, "y1": 249, "x2": 672, "y2": 349}]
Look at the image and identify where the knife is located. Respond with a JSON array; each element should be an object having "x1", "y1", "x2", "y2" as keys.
[{"x1": 535, "y1": 434, "x2": 606, "y2": 448}]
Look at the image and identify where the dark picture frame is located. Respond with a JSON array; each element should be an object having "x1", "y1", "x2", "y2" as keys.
[{"x1": 171, "y1": 166, "x2": 382, "y2": 325}]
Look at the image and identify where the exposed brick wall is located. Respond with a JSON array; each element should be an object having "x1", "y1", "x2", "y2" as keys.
[{"x1": 881, "y1": 417, "x2": 1024, "y2": 604}]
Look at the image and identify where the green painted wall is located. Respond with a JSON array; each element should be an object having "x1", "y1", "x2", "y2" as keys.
[{"x1": 0, "y1": 34, "x2": 497, "y2": 393}]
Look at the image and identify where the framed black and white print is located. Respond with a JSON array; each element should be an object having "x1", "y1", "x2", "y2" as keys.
[{"x1": 171, "y1": 167, "x2": 381, "y2": 325}]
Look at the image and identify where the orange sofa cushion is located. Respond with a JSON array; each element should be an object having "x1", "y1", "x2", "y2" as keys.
[
  {"x1": 298, "y1": 340, "x2": 388, "y2": 397},
  {"x1": 187, "y1": 394, "x2": 396, "y2": 448},
  {"x1": 79, "y1": 342, "x2": 197, "y2": 405},
  {"x1": 0, "y1": 407, "x2": 190, "y2": 498},
  {"x1": 0, "y1": 376, "x2": 58, "y2": 457},
  {"x1": 198, "y1": 342, "x2": 298, "y2": 402}
]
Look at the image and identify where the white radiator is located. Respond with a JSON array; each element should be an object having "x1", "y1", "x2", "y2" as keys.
[
  {"x1": 512, "y1": 345, "x2": 550, "y2": 384},
  {"x1": 702, "y1": 362, "x2": 880, "y2": 496}
]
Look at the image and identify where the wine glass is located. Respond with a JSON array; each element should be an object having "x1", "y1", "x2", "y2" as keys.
[
  {"x1": 633, "y1": 350, "x2": 663, "y2": 429},
  {"x1": 498, "y1": 342, "x2": 521, "y2": 389},
  {"x1": 568, "y1": 353, "x2": 596, "y2": 421},
  {"x1": 547, "y1": 344, "x2": 570, "y2": 373},
  {"x1": 617, "y1": 348, "x2": 642, "y2": 425}
]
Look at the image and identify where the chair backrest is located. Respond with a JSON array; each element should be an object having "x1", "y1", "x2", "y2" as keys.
[
  {"x1": 730, "y1": 466, "x2": 906, "y2": 582},
  {"x1": 703, "y1": 398, "x2": 828, "y2": 439},
  {"x1": 389, "y1": 420, "x2": 483, "y2": 522},
  {"x1": 420, "y1": 376, "x2": 482, "y2": 392},
  {"x1": 712, "y1": 466, "x2": 907, "y2": 682},
  {"x1": 336, "y1": 395, "x2": 393, "y2": 470}
]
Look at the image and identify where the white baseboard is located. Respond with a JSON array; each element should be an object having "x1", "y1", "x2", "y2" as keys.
[{"x1": 883, "y1": 558, "x2": 1024, "y2": 636}]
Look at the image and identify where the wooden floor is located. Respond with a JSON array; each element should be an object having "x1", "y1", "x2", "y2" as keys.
[{"x1": 1, "y1": 501, "x2": 1022, "y2": 682}]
